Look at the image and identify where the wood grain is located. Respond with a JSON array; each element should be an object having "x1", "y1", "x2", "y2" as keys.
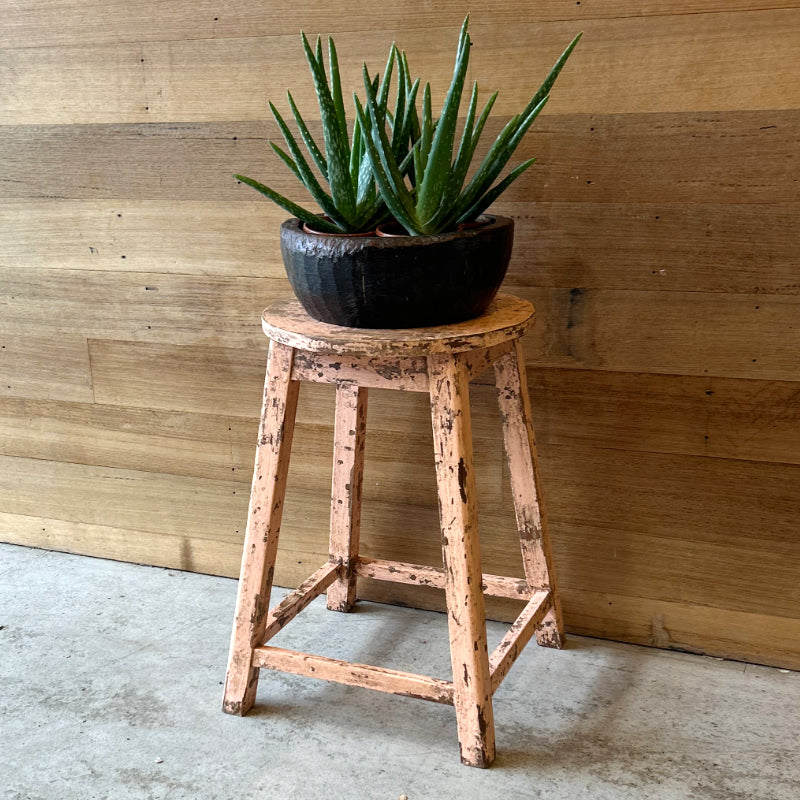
[
  {"x1": 5, "y1": 10, "x2": 800, "y2": 124},
  {"x1": 518, "y1": 286, "x2": 800, "y2": 382},
  {"x1": 428, "y1": 352, "x2": 495, "y2": 768},
  {"x1": 223, "y1": 341, "x2": 299, "y2": 714},
  {"x1": 6, "y1": 1, "x2": 793, "y2": 49},
  {"x1": 3, "y1": 111, "x2": 799, "y2": 204},
  {"x1": 0, "y1": 200, "x2": 284, "y2": 277},
  {"x1": 0, "y1": 334, "x2": 93, "y2": 403},
  {"x1": 6, "y1": 200, "x2": 800, "y2": 295},
  {"x1": 0, "y1": 267, "x2": 279, "y2": 348}
]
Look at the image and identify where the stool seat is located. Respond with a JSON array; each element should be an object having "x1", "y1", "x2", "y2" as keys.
[
  {"x1": 263, "y1": 293, "x2": 534, "y2": 356},
  {"x1": 223, "y1": 294, "x2": 564, "y2": 769}
]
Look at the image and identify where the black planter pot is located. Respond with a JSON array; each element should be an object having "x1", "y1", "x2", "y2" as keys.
[{"x1": 279, "y1": 215, "x2": 515, "y2": 329}]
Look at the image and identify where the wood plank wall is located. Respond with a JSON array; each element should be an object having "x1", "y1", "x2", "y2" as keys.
[{"x1": 2, "y1": 1, "x2": 799, "y2": 669}]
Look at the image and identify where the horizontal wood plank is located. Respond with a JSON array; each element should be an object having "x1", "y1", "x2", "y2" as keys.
[
  {"x1": 0, "y1": 200, "x2": 284, "y2": 277},
  {"x1": 0, "y1": 510, "x2": 244, "y2": 576},
  {"x1": 0, "y1": 334, "x2": 93, "y2": 403},
  {"x1": 500, "y1": 201, "x2": 800, "y2": 294},
  {"x1": 88, "y1": 339, "x2": 266, "y2": 417},
  {"x1": 528, "y1": 368, "x2": 800, "y2": 467},
  {"x1": 556, "y1": 522, "x2": 800, "y2": 621},
  {"x1": 3, "y1": 112, "x2": 798, "y2": 205},
  {"x1": 0, "y1": 396, "x2": 260, "y2": 482},
  {"x1": 0, "y1": 267, "x2": 280, "y2": 348},
  {"x1": 543, "y1": 445, "x2": 800, "y2": 558},
  {"x1": 0, "y1": 454, "x2": 250, "y2": 542},
  {"x1": 519, "y1": 286, "x2": 800, "y2": 382},
  {"x1": 6, "y1": 200, "x2": 800, "y2": 296},
  {"x1": 6, "y1": 1, "x2": 793, "y2": 49},
  {"x1": 9, "y1": 270, "x2": 799, "y2": 379},
  {"x1": 5, "y1": 10, "x2": 800, "y2": 123},
  {"x1": 562, "y1": 586, "x2": 800, "y2": 670}
]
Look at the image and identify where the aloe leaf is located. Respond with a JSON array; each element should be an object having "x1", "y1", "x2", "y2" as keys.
[
  {"x1": 471, "y1": 94, "x2": 549, "y2": 201},
  {"x1": 401, "y1": 77, "x2": 420, "y2": 140},
  {"x1": 447, "y1": 112, "x2": 521, "y2": 221},
  {"x1": 269, "y1": 141, "x2": 302, "y2": 182},
  {"x1": 446, "y1": 97, "x2": 547, "y2": 229},
  {"x1": 361, "y1": 73, "x2": 417, "y2": 214},
  {"x1": 470, "y1": 90, "x2": 498, "y2": 153},
  {"x1": 419, "y1": 83, "x2": 433, "y2": 173},
  {"x1": 355, "y1": 95, "x2": 420, "y2": 233},
  {"x1": 375, "y1": 45, "x2": 396, "y2": 124},
  {"x1": 412, "y1": 141, "x2": 423, "y2": 188},
  {"x1": 519, "y1": 32, "x2": 582, "y2": 122},
  {"x1": 315, "y1": 36, "x2": 325, "y2": 79},
  {"x1": 233, "y1": 174, "x2": 343, "y2": 232},
  {"x1": 301, "y1": 32, "x2": 356, "y2": 218},
  {"x1": 391, "y1": 54, "x2": 407, "y2": 159},
  {"x1": 444, "y1": 81, "x2": 479, "y2": 204},
  {"x1": 356, "y1": 147, "x2": 375, "y2": 205},
  {"x1": 349, "y1": 111, "x2": 363, "y2": 186},
  {"x1": 269, "y1": 101, "x2": 348, "y2": 227},
  {"x1": 286, "y1": 91, "x2": 327, "y2": 180},
  {"x1": 400, "y1": 53, "x2": 421, "y2": 140},
  {"x1": 415, "y1": 17, "x2": 471, "y2": 221},
  {"x1": 328, "y1": 37, "x2": 349, "y2": 143},
  {"x1": 457, "y1": 157, "x2": 536, "y2": 222}
]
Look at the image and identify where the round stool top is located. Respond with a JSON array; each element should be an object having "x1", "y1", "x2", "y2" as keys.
[{"x1": 262, "y1": 293, "x2": 534, "y2": 357}]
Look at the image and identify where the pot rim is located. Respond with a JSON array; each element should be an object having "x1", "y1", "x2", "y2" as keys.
[{"x1": 283, "y1": 214, "x2": 511, "y2": 250}]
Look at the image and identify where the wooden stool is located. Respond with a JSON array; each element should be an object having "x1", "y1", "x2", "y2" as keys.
[{"x1": 222, "y1": 293, "x2": 564, "y2": 768}]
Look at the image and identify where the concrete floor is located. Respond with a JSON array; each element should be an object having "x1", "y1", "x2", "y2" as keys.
[{"x1": 1, "y1": 543, "x2": 798, "y2": 800}]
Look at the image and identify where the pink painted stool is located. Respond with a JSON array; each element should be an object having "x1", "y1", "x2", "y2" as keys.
[{"x1": 222, "y1": 293, "x2": 564, "y2": 768}]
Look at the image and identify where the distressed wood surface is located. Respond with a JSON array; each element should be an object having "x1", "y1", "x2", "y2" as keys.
[
  {"x1": 355, "y1": 557, "x2": 533, "y2": 601},
  {"x1": 292, "y1": 352, "x2": 429, "y2": 392},
  {"x1": 489, "y1": 591, "x2": 552, "y2": 693},
  {"x1": 262, "y1": 561, "x2": 339, "y2": 642},
  {"x1": 253, "y1": 646, "x2": 455, "y2": 705},
  {"x1": 326, "y1": 383, "x2": 368, "y2": 612},
  {"x1": 495, "y1": 341, "x2": 564, "y2": 647},
  {"x1": 429, "y1": 352, "x2": 496, "y2": 768},
  {"x1": 263, "y1": 294, "x2": 534, "y2": 357},
  {"x1": 223, "y1": 341, "x2": 299, "y2": 716}
]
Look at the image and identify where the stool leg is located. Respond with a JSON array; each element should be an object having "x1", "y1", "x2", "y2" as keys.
[
  {"x1": 327, "y1": 382, "x2": 368, "y2": 612},
  {"x1": 223, "y1": 341, "x2": 299, "y2": 715},
  {"x1": 494, "y1": 340, "x2": 565, "y2": 649},
  {"x1": 429, "y1": 354, "x2": 496, "y2": 769}
]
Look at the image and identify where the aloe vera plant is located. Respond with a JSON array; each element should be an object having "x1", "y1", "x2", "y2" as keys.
[
  {"x1": 356, "y1": 18, "x2": 582, "y2": 235},
  {"x1": 235, "y1": 35, "x2": 418, "y2": 234}
]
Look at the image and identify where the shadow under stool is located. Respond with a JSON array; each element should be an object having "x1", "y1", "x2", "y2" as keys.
[{"x1": 222, "y1": 293, "x2": 564, "y2": 768}]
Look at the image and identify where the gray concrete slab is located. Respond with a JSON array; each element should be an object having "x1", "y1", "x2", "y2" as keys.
[{"x1": 0, "y1": 542, "x2": 798, "y2": 800}]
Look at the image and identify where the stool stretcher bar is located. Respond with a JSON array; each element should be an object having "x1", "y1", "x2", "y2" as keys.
[
  {"x1": 489, "y1": 590, "x2": 552, "y2": 693},
  {"x1": 253, "y1": 646, "x2": 456, "y2": 705},
  {"x1": 262, "y1": 562, "x2": 340, "y2": 643},
  {"x1": 355, "y1": 557, "x2": 532, "y2": 601}
]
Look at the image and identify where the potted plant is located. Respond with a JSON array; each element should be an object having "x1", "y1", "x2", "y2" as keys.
[{"x1": 235, "y1": 17, "x2": 581, "y2": 328}]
